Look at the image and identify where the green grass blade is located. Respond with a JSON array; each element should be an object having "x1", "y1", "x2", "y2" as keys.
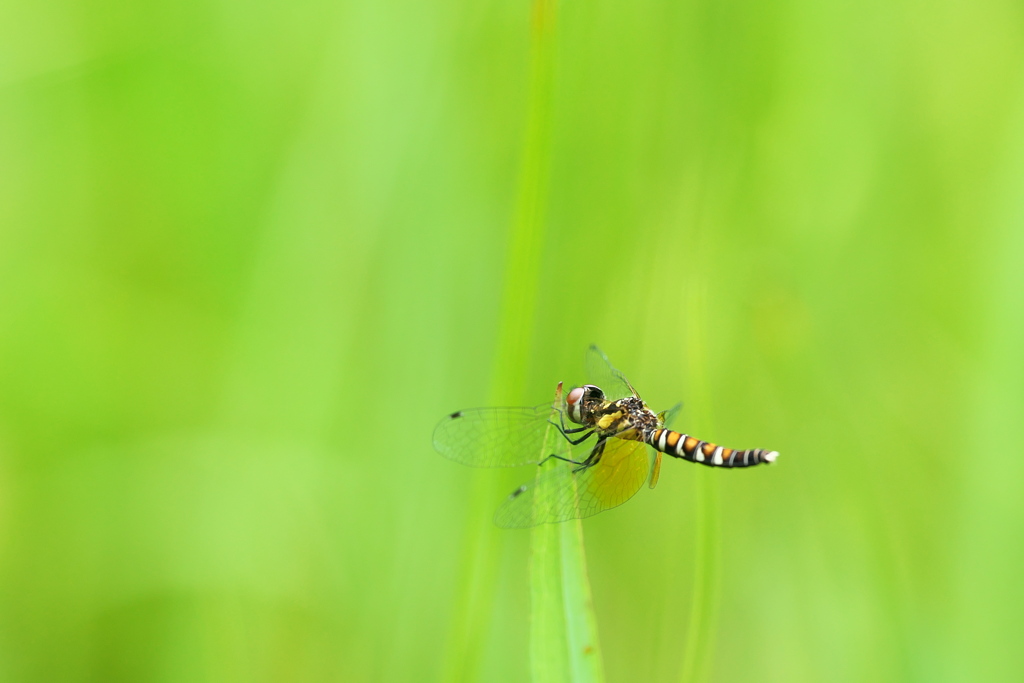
[
  {"x1": 558, "y1": 520, "x2": 604, "y2": 682},
  {"x1": 530, "y1": 385, "x2": 605, "y2": 683},
  {"x1": 530, "y1": 521, "x2": 571, "y2": 682},
  {"x1": 530, "y1": 520, "x2": 605, "y2": 683}
]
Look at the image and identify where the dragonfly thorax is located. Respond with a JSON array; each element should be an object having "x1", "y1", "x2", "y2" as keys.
[{"x1": 570, "y1": 391, "x2": 662, "y2": 441}]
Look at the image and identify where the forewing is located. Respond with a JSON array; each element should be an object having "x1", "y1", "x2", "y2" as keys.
[
  {"x1": 433, "y1": 403, "x2": 571, "y2": 468},
  {"x1": 585, "y1": 345, "x2": 635, "y2": 400},
  {"x1": 494, "y1": 437, "x2": 650, "y2": 528}
]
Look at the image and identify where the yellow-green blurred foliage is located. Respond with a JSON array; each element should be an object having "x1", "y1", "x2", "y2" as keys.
[{"x1": 2, "y1": 0, "x2": 1023, "y2": 681}]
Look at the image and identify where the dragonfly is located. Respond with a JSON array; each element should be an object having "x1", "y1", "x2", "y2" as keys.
[{"x1": 433, "y1": 346, "x2": 779, "y2": 528}]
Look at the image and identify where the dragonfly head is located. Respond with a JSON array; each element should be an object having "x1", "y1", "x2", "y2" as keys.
[{"x1": 566, "y1": 384, "x2": 605, "y2": 424}]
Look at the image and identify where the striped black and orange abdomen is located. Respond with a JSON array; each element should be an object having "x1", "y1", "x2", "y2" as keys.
[{"x1": 647, "y1": 428, "x2": 778, "y2": 468}]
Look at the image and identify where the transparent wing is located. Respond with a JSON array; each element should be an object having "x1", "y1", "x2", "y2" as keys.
[
  {"x1": 433, "y1": 402, "x2": 573, "y2": 468},
  {"x1": 494, "y1": 437, "x2": 650, "y2": 528},
  {"x1": 659, "y1": 402, "x2": 683, "y2": 429},
  {"x1": 585, "y1": 345, "x2": 636, "y2": 400}
]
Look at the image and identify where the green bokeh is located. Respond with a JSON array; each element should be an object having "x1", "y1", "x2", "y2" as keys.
[{"x1": 2, "y1": 0, "x2": 1023, "y2": 681}]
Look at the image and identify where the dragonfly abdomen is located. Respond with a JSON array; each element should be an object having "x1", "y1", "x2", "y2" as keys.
[{"x1": 647, "y1": 428, "x2": 778, "y2": 468}]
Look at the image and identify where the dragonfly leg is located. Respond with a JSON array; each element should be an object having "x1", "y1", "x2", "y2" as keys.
[
  {"x1": 572, "y1": 438, "x2": 607, "y2": 473},
  {"x1": 561, "y1": 426, "x2": 590, "y2": 434},
  {"x1": 563, "y1": 430, "x2": 594, "y2": 445},
  {"x1": 538, "y1": 453, "x2": 587, "y2": 467},
  {"x1": 552, "y1": 410, "x2": 589, "y2": 434},
  {"x1": 548, "y1": 419, "x2": 598, "y2": 446}
]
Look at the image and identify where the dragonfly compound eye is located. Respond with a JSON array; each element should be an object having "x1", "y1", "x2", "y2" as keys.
[{"x1": 566, "y1": 386, "x2": 586, "y2": 423}]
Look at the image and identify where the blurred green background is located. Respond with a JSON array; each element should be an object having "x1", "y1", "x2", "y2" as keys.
[{"x1": 2, "y1": 0, "x2": 1024, "y2": 681}]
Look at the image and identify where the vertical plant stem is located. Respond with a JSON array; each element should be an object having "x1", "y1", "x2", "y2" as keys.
[
  {"x1": 679, "y1": 272, "x2": 721, "y2": 683},
  {"x1": 442, "y1": 0, "x2": 557, "y2": 680},
  {"x1": 678, "y1": 469, "x2": 719, "y2": 683},
  {"x1": 493, "y1": 0, "x2": 556, "y2": 376}
]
